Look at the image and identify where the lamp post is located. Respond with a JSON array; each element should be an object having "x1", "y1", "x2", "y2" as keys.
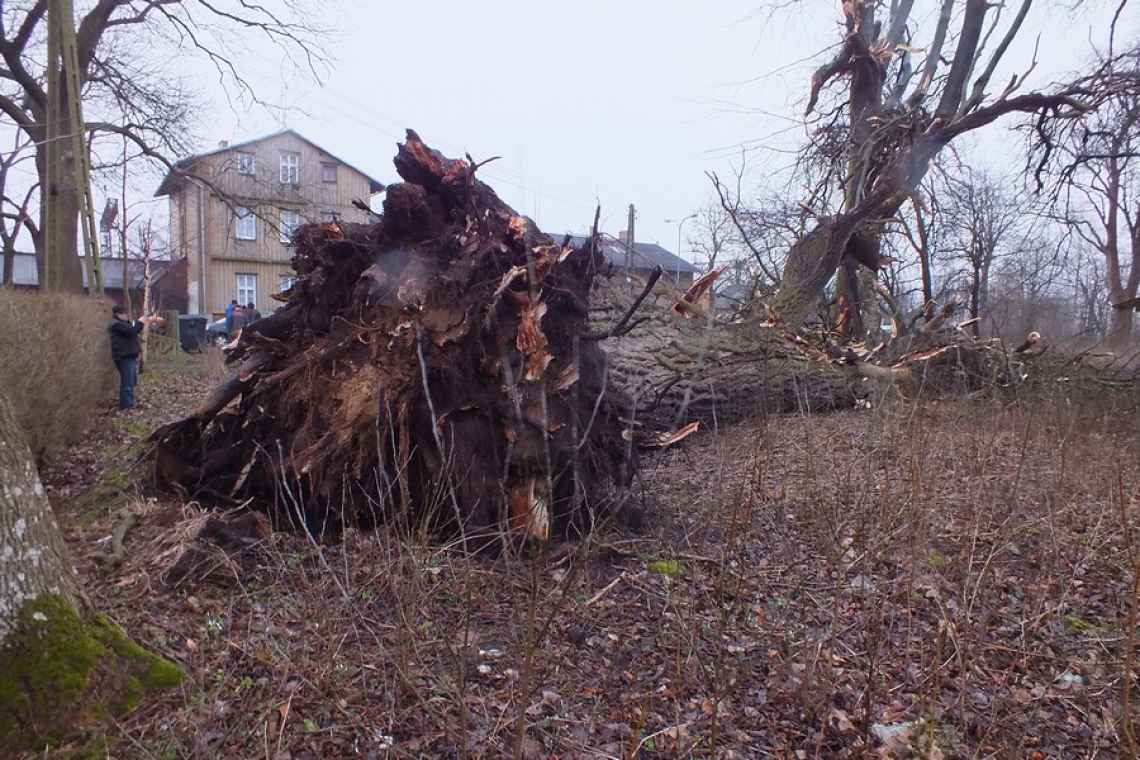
[{"x1": 664, "y1": 213, "x2": 698, "y2": 285}]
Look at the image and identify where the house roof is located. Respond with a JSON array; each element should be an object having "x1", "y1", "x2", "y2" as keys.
[
  {"x1": 154, "y1": 128, "x2": 386, "y2": 197},
  {"x1": 551, "y1": 232, "x2": 697, "y2": 274},
  {"x1": 11, "y1": 252, "x2": 170, "y2": 289}
]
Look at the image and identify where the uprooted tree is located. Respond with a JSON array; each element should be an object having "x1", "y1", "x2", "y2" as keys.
[
  {"x1": 0, "y1": 389, "x2": 182, "y2": 750},
  {"x1": 150, "y1": 132, "x2": 635, "y2": 545},
  {"x1": 148, "y1": 2, "x2": 1140, "y2": 542},
  {"x1": 149, "y1": 128, "x2": 1140, "y2": 551}
]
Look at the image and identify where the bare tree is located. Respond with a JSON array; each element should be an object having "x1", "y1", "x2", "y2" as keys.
[
  {"x1": 894, "y1": 174, "x2": 949, "y2": 308},
  {"x1": 985, "y1": 232, "x2": 1068, "y2": 339},
  {"x1": 1071, "y1": 243, "x2": 1111, "y2": 339},
  {"x1": 763, "y1": 0, "x2": 1130, "y2": 335},
  {"x1": 687, "y1": 201, "x2": 735, "y2": 272},
  {"x1": 938, "y1": 168, "x2": 1030, "y2": 334},
  {"x1": 1052, "y1": 59, "x2": 1140, "y2": 348},
  {"x1": 0, "y1": 0, "x2": 327, "y2": 291},
  {"x1": 0, "y1": 131, "x2": 37, "y2": 286}
]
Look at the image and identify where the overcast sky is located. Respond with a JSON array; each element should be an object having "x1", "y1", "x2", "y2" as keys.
[{"x1": 100, "y1": 0, "x2": 1140, "y2": 260}]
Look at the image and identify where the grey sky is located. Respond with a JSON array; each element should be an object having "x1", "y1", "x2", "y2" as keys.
[{"x1": 39, "y1": 1, "x2": 1140, "y2": 261}]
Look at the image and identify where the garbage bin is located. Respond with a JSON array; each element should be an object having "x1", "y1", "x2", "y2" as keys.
[{"x1": 179, "y1": 314, "x2": 208, "y2": 353}]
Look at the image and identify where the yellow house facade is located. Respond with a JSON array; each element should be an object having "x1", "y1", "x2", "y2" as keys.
[{"x1": 156, "y1": 129, "x2": 384, "y2": 317}]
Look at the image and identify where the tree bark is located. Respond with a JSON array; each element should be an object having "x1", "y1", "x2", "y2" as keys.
[
  {"x1": 0, "y1": 392, "x2": 80, "y2": 640},
  {"x1": 594, "y1": 278, "x2": 857, "y2": 430},
  {"x1": 1108, "y1": 298, "x2": 1136, "y2": 348},
  {"x1": 0, "y1": 389, "x2": 182, "y2": 749}
]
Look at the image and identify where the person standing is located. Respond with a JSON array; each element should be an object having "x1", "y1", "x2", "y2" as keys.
[
  {"x1": 230, "y1": 303, "x2": 248, "y2": 338},
  {"x1": 247, "y1": 302, "x2": 262, "y2": 323},
  {"x1": 108, "y1": 305, "x2": 156, "y2": 410},
  {"x1": 225, "y1": 299, "x2": 238, "y2": 337}
]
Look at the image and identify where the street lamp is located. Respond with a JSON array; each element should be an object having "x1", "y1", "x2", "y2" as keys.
[{"x1": 664, "y1": 213, "x2": 698, "y2": 285}]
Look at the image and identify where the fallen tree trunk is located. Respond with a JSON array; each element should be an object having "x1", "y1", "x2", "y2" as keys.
[
  {"x1": 590, "y1": 274, "x2": 1139, "y2": 430},
  {"x1": 149, "y1": 132, "x2": 634, "y2": 545},
  {"x1": 590, "y1": 277, "x2": 857, "y2": 428}
]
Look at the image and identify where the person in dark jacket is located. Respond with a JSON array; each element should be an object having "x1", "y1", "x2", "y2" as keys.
[
  {"x1": 246, "y1": 302, "x2": 262, "y2": 322},
  {"x1": 108, "y1": 305, "x2": 156, "y2": 410},
  {"x1": 225, "y1": 299, "x2": 238, "y2": 336}
]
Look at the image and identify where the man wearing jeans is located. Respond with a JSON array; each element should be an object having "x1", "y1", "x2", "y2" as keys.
[{"x1": 108, "y1": 305, "x2": 156, "y2": 410}]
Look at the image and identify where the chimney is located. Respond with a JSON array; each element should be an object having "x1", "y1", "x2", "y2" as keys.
[
  {"x1": 218, "y1": 140, "x2": 229, "y2": 149},
  {"x1": 617, "y1": 230, "x2": 630, "y2": 244}
]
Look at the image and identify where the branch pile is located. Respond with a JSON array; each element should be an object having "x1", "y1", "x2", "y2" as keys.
[{"x1": 148, "y1": 131, "x2": 633, "y2": 545}]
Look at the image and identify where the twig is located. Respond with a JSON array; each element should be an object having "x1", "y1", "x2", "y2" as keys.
[
  {"x1": 1119, "y1": 477, "x2": 1138, "y2": 756},
  {"x1": 585, "y1": 573, "x2": 625, "y2": 606},
  {"x1": 582, "y1": 266, "x2": 663, "y2": 340}
]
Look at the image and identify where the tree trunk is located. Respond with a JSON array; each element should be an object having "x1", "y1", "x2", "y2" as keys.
[
  {"x1": 594, "y1": 278, "x2": 857, "y2": 430},
  {"x1": 836, "y1": 257, "x2": 866, "y2": 338},
  {"x1": 1, "y1": 243, "x2": 13, "y2": 286},
  {"x1": 0, "y1": 394, "x2": 80, "y2": 639},
  {"x1": 0, "y1": 390, "x2": 182, "y2": 749},
  {"x1": 1108, "y1": 299, "x2": 1135, "y2": 349}
]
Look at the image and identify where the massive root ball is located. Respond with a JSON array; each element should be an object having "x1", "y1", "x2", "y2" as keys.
[{"x1": 149, "y1": 131, "x2": 634, "y2": 545}]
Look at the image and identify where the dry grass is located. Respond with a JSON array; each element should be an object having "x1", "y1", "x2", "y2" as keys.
[
  {"x1": 48, "y1": 387, "x2": 1139, "y2": 759},
  {"x1": 0, "y1": 289, "x2": 117, "y2": 460}
]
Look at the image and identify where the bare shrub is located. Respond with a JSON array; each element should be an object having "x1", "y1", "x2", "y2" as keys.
[{"x1": 0, "y1": 289, "x2": 117, "y2": 459}]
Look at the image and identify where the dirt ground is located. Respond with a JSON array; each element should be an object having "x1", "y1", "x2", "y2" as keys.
[{"x1": 37, "y1": 353, "x2": 1140, "y2": 759}]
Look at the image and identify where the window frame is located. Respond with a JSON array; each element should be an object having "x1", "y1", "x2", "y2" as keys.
[
  {"x1": 279, "y1": 274, "x2": 297, "y2": 293},
  {"x1": 279, "y1": 151, "x2": 300, "y2": 185},
  {"x1": 236, "y1": 273, "x2": 257, "y2": 307},
  {"x1": 320, "y1": 162, "x2": 338, "y2": 184},
  {"x1": 279, "y1": 208, "x2": 300, "y2": 244},
  {"x1": 234, "y1": 206, "x2": 256, "y2": 241},
  {"x1": 237, "y1": 153, "x2": 256, "y2": 175}
]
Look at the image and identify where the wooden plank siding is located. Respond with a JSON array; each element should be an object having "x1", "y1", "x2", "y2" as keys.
[{"x1": 167, "y1": 131, "x2": 378, "y2": 317}]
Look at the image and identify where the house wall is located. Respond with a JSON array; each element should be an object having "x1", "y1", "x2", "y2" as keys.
[{"x1": 168, "y1": 132, "x2": 375, "y2": 316}]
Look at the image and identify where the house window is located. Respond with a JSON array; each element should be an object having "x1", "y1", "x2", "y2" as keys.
[
  {"x1": 320, "y1": 163, "x2": 338, "y2": 183},
  {"x1": 236, "y1": 273, "x2": 257, "y2": 307},
  {"x1": 234, "y1": 207, "x2": 256, "y2": 241},
  {"x1": 320, "y1": 209, "x2": 337, "y2": 224},
  {"x1": 280, "y1": 152, "x2": 300, "y2": 184},
  {"x1": 279, "y1": 208, "x2": 300, "y2": 243},
  {"x1": 279, "y1": 274, "x2": 297, "y2": 292},
  {"x1": 237, "y1": 153, "x2": 255, "y2": 175}
]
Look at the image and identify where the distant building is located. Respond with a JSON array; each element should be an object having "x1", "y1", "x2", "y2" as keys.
[
  {"x1": 9, "y1": 252, "x2": 187, "y2": 313},
  {"x1": 155, "y1": 129, "x2": 385, "y2": 317},
  {"x1": 551, "y1": 231, "x2": 697, "y2": 288}
]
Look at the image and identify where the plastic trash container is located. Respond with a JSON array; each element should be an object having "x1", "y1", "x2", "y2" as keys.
[{"x1": 179, "y1": 315, "x2": 208, "y2": 353}]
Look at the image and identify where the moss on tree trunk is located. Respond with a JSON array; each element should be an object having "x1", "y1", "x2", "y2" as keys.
[
  {"x1": 0, "y1": 390, "x2": 183, "y2": 752},
  {"x1": 0, "y1": 593, "x2": 183, "y2": 751}
]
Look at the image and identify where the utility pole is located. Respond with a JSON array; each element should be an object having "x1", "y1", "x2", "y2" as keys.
[
  {"x1": 44, "y1": 0, "x2": 102, "y2": 294},
  {"x1": 624, "y1": 203, "x2": 636, "y2": 293},
  {"x1": 120, "y1": 135, "x2": 130, "y2": 313},
  {"x1": 42, "y1": 0, "x2": 61, "y2": 290}
]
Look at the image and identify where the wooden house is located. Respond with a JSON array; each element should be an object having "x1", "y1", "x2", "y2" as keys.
[{"x1": 155, "y1": 129, "x2": 384, "y2": 317}]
